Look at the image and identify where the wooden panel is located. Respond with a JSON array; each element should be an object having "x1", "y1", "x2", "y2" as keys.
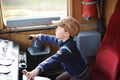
[
  {"x1": 1, "y1": 29, "x2": 58, "y2": 55},
  {"x1": 72, "y1": 0, "x2": 118, "y2": 29},
  {"x1": 0, "y1": 1, "x2": 3, "y2": 30},
  {"x1": 70, "y1": 0, "x2": 98, "y2": 32},
  {"x1": 104, "y1": 0, "x2": 118, "y2": 27}
]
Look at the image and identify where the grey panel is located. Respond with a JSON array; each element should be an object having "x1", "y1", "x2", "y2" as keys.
[
  {"x1": 6, "y1": 16, "x2": 60, "y2": 27},
  {"x1": 76, "y1": 30, "x2": 101, "y2": 56}
]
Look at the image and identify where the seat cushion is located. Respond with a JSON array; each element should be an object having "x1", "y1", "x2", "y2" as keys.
[{"x1": 90, "y1": 46, "x2": 119, "y2": 80}]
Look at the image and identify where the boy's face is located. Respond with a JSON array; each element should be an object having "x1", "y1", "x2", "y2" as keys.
[{"x1": 55, "y1": 26, "x2": 70, "y2": 40}]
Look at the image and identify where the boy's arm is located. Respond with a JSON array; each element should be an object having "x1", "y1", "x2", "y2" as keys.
[
  {"x1": 37, "y1": 46, "x2": 72, "y2": 72},
  {"x1": 37, "y1": 34, "x2": 60, "y2": 45}
]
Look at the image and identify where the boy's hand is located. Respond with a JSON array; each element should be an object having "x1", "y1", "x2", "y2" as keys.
[
  {"x1": 22, "y1": 68, "x2": 40, "y2": 80},
  {"x1": 22, "y1": 69, "x2": 28, "y2": 75}
]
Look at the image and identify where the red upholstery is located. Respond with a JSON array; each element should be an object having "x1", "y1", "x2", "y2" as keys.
[
  {"x1": 89, "y1": 0, "x2": 120, "y2": 80},
  {"x1": 90, "y1": 47, "x2": 119, "y2": 80}
]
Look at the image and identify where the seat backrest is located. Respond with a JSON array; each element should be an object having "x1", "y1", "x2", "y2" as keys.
[{"x1": 93, "y1": 0, "x2": 120, "y2": 80}]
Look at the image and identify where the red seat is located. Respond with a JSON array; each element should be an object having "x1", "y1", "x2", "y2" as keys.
[
  {"x1": 89, "y1": 47, "x2": 119, "y2": 80},
  {"x1": 89, "y1": 0, "x2": 120, "y2": 80}
]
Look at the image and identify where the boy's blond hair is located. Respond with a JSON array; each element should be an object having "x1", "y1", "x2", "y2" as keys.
[{"x1": 58, "y1": 17, "x2": 80, "y2": 37}]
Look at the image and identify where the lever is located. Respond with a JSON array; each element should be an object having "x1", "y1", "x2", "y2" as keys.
[{"x1": 28, "y1": 36, "x2": 33, "y2": 40}]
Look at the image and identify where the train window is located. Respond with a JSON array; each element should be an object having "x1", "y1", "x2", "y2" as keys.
[{"x1": 1, "y1": 0, "x2": 68, "y2": 29}]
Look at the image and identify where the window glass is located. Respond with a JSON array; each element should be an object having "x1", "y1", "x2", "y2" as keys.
[{"x1": 1, "y1": 0, "x2": 67, "y2": 20}]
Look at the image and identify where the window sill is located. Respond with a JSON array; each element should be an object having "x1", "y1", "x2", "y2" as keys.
[
  {"x1": 0, "y1": 25, "x2": 57, "y2": 34},
  {"x1": 9, "y1": 25, "x2": 57, "y2": 32}
]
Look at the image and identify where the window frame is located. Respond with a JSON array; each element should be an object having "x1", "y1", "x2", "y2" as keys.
[{"x1": 0, "y1": 0, "x2": 73, "y2": 31}]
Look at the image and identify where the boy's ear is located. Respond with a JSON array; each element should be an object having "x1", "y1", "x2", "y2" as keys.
[{"x1": 65, "y1": 31, "x2": 70, "y2": 37}]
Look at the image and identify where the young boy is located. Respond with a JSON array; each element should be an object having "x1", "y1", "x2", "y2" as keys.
[{"x1": 23, "y1": 17, "x2": 91, "y2": 80}]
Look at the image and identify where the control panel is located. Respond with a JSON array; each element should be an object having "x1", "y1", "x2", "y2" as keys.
[{"x1": 0, "y1": 39, "x2": 19, "y2": 80}]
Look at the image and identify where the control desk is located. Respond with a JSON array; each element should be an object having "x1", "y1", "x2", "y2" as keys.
[{"x1": 0, "y1": 39, "x2": 19, "y2": 80}]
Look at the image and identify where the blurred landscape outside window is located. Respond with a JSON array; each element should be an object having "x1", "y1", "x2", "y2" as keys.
[{"x1": 1, "y1": 0, "x2": 67, "y2": 20}]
